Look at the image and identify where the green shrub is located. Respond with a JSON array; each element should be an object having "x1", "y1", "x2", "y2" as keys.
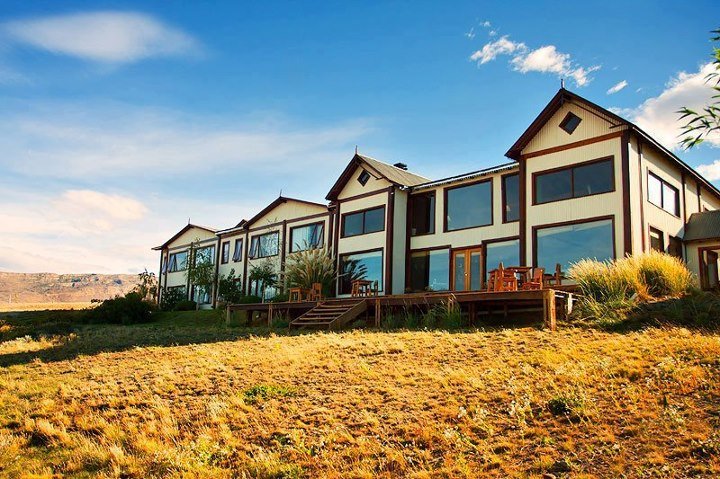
[
  {"x1": 282, "y1": 247, "x2": 335, "y2": 297},
  {"x1": 160, "y1": 287, "x2": 187, "y2": 311},
  {"x1": 243, "y1": 384, "x2": 296, "y2": 405},
  {"x1": 217, "y1": 269, "x2": 245, "y2": 304},
  {"x1": 421, "y1": 300, "x2": 464, "y2": 330},
  {"x1": 173, "y1": 300, "x2": 197, "y2": 311},
  {"x1": 632, "y1": 250, "x2": 694, "y2": 298},
  {"x1": 238, "y1": 295, "x2": 262, "y2": 304},
  {"x1": 269, "y1": 293, "x2": 290, "y2": 303},
  {"x1": 84, "y1": 292, "x2": 154, "y2": 324}
]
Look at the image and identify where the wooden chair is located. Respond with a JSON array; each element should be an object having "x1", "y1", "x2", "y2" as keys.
[
  {"x1": 521, "y1": 267, "x2": 545, "y2": 290},
  {"x1": 307, "y1": 283, "x2": 322, "y2": 301},
  {"x1": 488, "y1": 263, "x2": 518, "y2": 292},
  {"x1": 543, "y1": 264, "x2": 563, "y2": 287}
]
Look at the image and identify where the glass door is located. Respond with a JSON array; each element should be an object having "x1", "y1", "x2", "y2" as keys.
[{"x1": 451, "y1": 247, "x2": 483, "y2": 291}]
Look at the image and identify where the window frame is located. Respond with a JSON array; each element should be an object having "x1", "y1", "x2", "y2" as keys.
[
  {"x1": 532, "y1": 156, "x2": 615, "y2": 206},
  {"x1": 649, "y1": 226, "x2": 665, "y2": 252},
  {"x1": 559, "y1": 111, "x2": 582, "y2": 134},
  {"x1": 409, "y1": 191, "x2": 436, "y2": 237},
  {"x1": 532, "y1": 215, "x2": 616, "y2": 271},
  {"x1": 443, "y1": 177, "x2": 494, "y2": 233},
  {"x1": 221, "y1": 241, "x2": 230, "y2": 264},
  {"x1": 501, "y1": 172, "x2": 520, "y2": 224},
  {"x1": 167, "y1": 250, "x2": 188, "y2": 273},
  {"x1": 357, "y1": 169, "x2": 371, "y2": 186},
  {"x1": 289, "y1": 221, "x2": 325, "y2": 253},
  {"x1": 340, "y1": 206, "x2": 386, "y2": 238},
  {"x1": 193, "y1": 245, "x2": 215, "y2": 266},
  {"x1": 407, "y1": 245, "x2": 451, "y2": 293},
  {"x1": 232, "y1": 238, "x2": 244, "y2": 262},
  {"x1": 647, "y1": 171, "x2": 680, "y2": 217},
  {"x1": 338, "y1": 247, "x2": 384, "y2": 295},
  {"x1": 482, "y1": 236, "x2": 521, "y2": 282},
  {"x1": 248, "y1": 231, "x2": 280, "y2": 259}
]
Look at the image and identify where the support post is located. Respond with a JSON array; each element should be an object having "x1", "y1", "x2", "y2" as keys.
[
  {"x1": 375, "y1": 300, "x2": 381, "y2": 327},
  {"x1": 268, "y1": 303, "x2": 274, "y2": 328},
  {"x1": 543, "y1": 289, "x2": 557, "y2": 331}
]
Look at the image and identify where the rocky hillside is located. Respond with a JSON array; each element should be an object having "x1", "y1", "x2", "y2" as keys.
[{"x1": 0, "y1": 272, "x2": 138, "y2": 303}]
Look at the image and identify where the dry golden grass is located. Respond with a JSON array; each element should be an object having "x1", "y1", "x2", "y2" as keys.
[
  {"x1": 1, "y1": 311, "x2": 719, "y2": 478},
  {"x1": 0, "y1": 302, "x2": 93, "y2": 312}
]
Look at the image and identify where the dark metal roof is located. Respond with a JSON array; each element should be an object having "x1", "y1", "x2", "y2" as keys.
[{"x1": 683, "y1": 210, "x2": 720, "y2": 242}]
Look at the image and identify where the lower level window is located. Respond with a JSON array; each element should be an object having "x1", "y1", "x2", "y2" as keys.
[
  {"x1": 535, "y1": 218, "x2": 614, "y2": 272},
  {"x1": 339, "y1": 250, "x2": 383, "y2": 294},
  {"x1": 250, "y1": 275, "x2": 278, "y2": 300},
  {"x1": 192, "y1": 285, "x2": 212, "y2": 305},
  {"x1": 668, "y1": 236, "x2": 683, "y2": 259},
  {"x1": 410, "y1": 249, "x2": 449, "y2": 292},
  {"x1": 485, "y1": 239, "x2": 520, "y2": 279},
  {"x1": 649, "y1": 227, "x2": 664, "y2": 252}
]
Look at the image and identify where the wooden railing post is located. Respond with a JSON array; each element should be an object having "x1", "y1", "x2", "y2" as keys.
[{"x1": 543, "y1": 289, "x2": 557, "y2": 331}]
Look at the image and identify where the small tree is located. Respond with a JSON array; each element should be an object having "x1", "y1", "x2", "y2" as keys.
[
  {"x1": 186, "y1": 240, "x2": 217, "y2": 308},
  {"x1": 217, "y1": 268, "x2": 245, "y2": 304},
  {"x1": 678, "y1": 28, "x2": 720, "y2": 149},
  {"x1": 248, "y1": 259, "x2": 277, "y2": 302},
  {"x1": 282, "y1": 245, "x2": 336, "y2": 296},
  {"x1": 134, "y1": 269, "x2": 157, "y2": 303}
]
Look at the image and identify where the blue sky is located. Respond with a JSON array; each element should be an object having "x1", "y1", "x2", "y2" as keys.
[{"x1": 1, "y1": 1, "x2": 719, "y2": 273}]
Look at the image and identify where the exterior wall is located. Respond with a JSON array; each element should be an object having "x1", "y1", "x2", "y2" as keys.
[
  {"x1": 158, "y1": 227, "x2": 218, "y2": 304},
  {"x1": 522, "y1": 137, "x2": 625, "y2": 268},
  {"x1": 684, "y1": 240, "x2": 720, "y2": 281},
  {"x1": 391, "y1": 189, "x2": 408, "y2": 294},
  {"x1": 338, "y1": 165, "x2": 393, "y2": 200},
  {"x1": 217, "y1": 231, "x2": 245, "y2": 281}
]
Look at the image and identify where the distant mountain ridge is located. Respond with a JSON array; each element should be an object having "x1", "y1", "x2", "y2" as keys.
[{"x1": 0, "y1": 272, "x2": 138, "y2": 303}]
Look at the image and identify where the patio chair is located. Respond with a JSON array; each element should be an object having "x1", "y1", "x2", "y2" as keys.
[
  {"x1": 521, "y1": 267, "x2": 545, "y2": 290},
  {"x1": 307, "y1": 283, "x2": 323, "y2": 301}
]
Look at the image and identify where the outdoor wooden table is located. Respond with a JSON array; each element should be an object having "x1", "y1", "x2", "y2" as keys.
[
  {"x1": 351, "y1": 279, "x2": 375, "y2": 297},
  {"x1": 506, "y1": 266, "x2": 532, "y2": 287},
  {"x1": 289, "y1": 287, "x2": 309, "y2": 302}
]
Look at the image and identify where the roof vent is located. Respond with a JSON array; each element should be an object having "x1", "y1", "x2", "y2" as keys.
[{"x1": 393, "y1": 162, "x2": 408, "y2": 170}]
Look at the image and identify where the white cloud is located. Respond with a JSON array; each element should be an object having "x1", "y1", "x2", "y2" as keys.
[
  {"x1": 464, "y1": 27, "x2": 475, "y2": 39},
  {"x1": 2, "y1": 11, "x2": 198, "y2": 63},
  {"x1": 470, "y1": 36, "x2": 526, "y2": 65},
  {"x1": 607, "y1": 80, "x2": 628, "y2": 95},
  {"x1": 622, "y1": 62, "x2": 719, "y2": 150},
  {"x1": 470, "y1": 34, "x2": 599, "y2": 87},
  {"x1": 481, "y1": 21, "x2": 491, "y2": 28},
  {"x1": 696, "y1": 160, "x2": 720, "y2": 181}
]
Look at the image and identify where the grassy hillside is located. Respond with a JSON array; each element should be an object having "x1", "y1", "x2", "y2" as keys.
[{"x1": 0, "y1": 310, "x2": 719, "y2": 478}]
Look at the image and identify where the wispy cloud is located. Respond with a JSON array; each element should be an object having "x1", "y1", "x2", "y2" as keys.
[
  {"x1": 696, "y1": 160, "x2": 720, "y2": 181},
  {"x1": 469, "y1": 34, "x2": 600, "y2": 87},
  {"x1": 607, "y1": 80, "x2": 628, "y2": 95},
  {"x1": 1, "y1": 11, "x2": 199, "y2": 63}
]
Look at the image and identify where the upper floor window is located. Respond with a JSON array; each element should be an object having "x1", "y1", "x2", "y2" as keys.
[
  {"x1": 357, "y1": 169, "x2": 371, "y2": 186},
  {"x1": 221, "y1": 241, "x2": 230, "y2": 264},
  {"x1": 290, "y1": 222, "x2": 325, "y2": 252},
  {"x1": 167, "y1": 251, "x2": 188, "y2": 272},
  {"x1": 647, "y1": 172, "x2": 679, "y2": 217},
  {"x1": 502, "y1": 173, "x2": 519, "y2": 223},
  {"x1": 342, "y1": 206, "x2": 385, "y2": 237},
  {"x1": 193, "y1": 246, "x2": 215, "y2": 266},
  {"x1": 410, "y1": 192, "x2": 435, "y2": 236},
  {"x1": 445, "y1": 180, "x2": 492, "y2": 231},
  {"x1": 559, "y1": 112, "x2": 582, "y2": 134},
  {"x1": 534, "y1": 157, "x2": 614, "y2": 205},
  {"x1": 232, "y1": 238, "x2": 243, "y2": 262},
  {"x1": 249, "y1": 231, "x2": 279, "y2": 259}
]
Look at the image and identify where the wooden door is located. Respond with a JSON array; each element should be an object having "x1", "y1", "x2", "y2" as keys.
[
  {"x1": 451, "y1": 247, "x2": 483, "y2": 291},
  {"x1": 708, "y1": 251, "x2": 719, "y2": 289}
]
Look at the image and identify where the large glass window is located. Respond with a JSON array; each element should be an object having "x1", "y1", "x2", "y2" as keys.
[
  {"x1": 445, "y1": 180, "x2": 492, "y2": 231},
  {"x1": 647, "y1": 172, "x2": 679, "y2": 216},
  {"x1": 485, "y1": 239, "x2": 520, "y2": 280},
  {"x1": 193, "y1": 246, "x2": 215, "y2": 266},
  {"x1": 290, "y1": 222, "x2": 324, "y2": 252},
  {"x1": 167, "y1": 251, "x2": 188, "y2": 272},
  {"x1": 410, "y1": 193, "x2": 435, "y2": 236},
  {"x1": 534, "y1": 158, "x2": 614, "y2": 204},
  {"x1": 339, "y1": 250, "x2": 383, "y2": 294},
  {"x1": 502, "y1": 174, "x2": 519, "y2": 223},
  {"x1": 232, "y1": 239, "x2": 243, "y2": 262},
  {"x1": 249, "y1": 232, "x2": 279, "y2": 259},
  {"x1": 535, "y1": 218, "x2": 614, "y2": 272},
  {"x1": 409, "y1": 249, "x2": 449, "y2": 292},
  {"x1": 342, "y1": 207, "x2": 385, "y2": 237}
]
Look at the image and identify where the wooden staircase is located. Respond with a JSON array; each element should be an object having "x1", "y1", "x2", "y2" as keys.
[{"x1": 290, "y1": 299, "x2": 367, "y2": 330}]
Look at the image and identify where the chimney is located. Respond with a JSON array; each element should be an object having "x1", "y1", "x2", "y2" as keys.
[{"x1": 393, "y1": 162, "x2": 408, "y2": 170}]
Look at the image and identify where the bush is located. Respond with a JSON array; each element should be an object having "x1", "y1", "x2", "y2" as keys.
[
  {"x1": 217, "y1": 269, "x2": 245, "y2": 304},
  {"x1": 173, "y1": 300, "x2": 197, "y2": 311},
  {"x1": 633, "y1": 251, "x2": 694, "y2": 298},
  {"x1": 160, "y1": 287, "x2": 187, "y2": 311},
  {"x1": 422, "y1": 300, "x2": 464, "y2": 329},
  {"x1": 238, "y1": 295, "x2": 262, "y2": 304},
  {"x1": 282, "y1": 247, "x2": 335, "y2": 297},
  {"x1": 85, "y1": 292, "x2": 154, "y2": 324}
]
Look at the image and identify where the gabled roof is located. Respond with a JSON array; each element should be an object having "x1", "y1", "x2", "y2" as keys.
[
  {"x1": 505, "y1": 88, "x2": 720, "y2": 200},
  {"x1": 216, "y1": 219, "x2": 247, "y2": 236},
  {"x1": 245, "y1": 196, "x2": 328, "y2": 228},
  {"x1": 326, "y1": 153, "x2": 430, "y2": 200},
  {"x1": 152, "y1": 223, "x2": 217, "y2": 250},
  {"x1": 683, "y1": 210, "x2": 720, "y2": 242}
]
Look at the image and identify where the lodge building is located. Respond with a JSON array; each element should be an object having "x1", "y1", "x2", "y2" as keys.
[{"x1": 153, "y1": 88, "x2": 720, "y2": 306}]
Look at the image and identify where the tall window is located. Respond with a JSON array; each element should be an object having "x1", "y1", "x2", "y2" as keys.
[
  {"x1": 249, "y1": 232, "x2": 279, "y2": 259},
  {"x1": 410, "y1": 192, "x2": 435, "y2": 236},
  {"x1": 339, "y1": 250, "x2": 383, "y2": 294},
  {"x1": 192, "y1": 285, "x2": 212, "y2": 305},
  {"x1": 409, "y1": 249, "x2": 449, "y2": 292},
  {"x1": 167, "y1": 251, "x2": 188, "y2": 272},
  {"x1": 648, "y1": 172, "x2": 679, "y2": 216},
  {"x1": 193, "y1": 246, "x2": 215, "y2": 265},
  {"x1": 250, "y1": 275, "x2": 278, "y2": 300},
  {"x1": 445, "y1": 180, "x2": 492, "y2": 231},
  {"x1": 221, "y1": 241, "x2": 230, "y2": 264},
  {"x1": 232, "y1": 238, "x2": 243, "y2": 262},
  {"x1": 485, "y1": 239, "x2": 520, "y2": 279},
  {"x1": 342, "y1": 207, "x2": 385, "y2": 237},
  {"x1": 534, "y1": 158, "x2": 614, "y2": 204},
  {"x1": 290, "y1": 222, "x2": 325, "y2": 252},
  {"x1": 502, "y1": 174, "x2": 519, "y2": 223},
  {"x1": 649, "y1": 227, "x2": 664, "y2": 252},
  {"x1": 535, "y1": 218, "x2": 614, "y2": 272}
]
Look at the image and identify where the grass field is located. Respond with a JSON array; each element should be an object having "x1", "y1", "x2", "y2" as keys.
[
  {"x1": 1, "y1": 309, "x2": 719, "y2": 478},
  {"x1": 0, "y1": 302, "x2": 93, "y2": 313}
]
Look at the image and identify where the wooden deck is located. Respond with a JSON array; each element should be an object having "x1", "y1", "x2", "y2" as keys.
[{"x1": 226, "y1": 288, "x2": 576, "y2": 330}]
